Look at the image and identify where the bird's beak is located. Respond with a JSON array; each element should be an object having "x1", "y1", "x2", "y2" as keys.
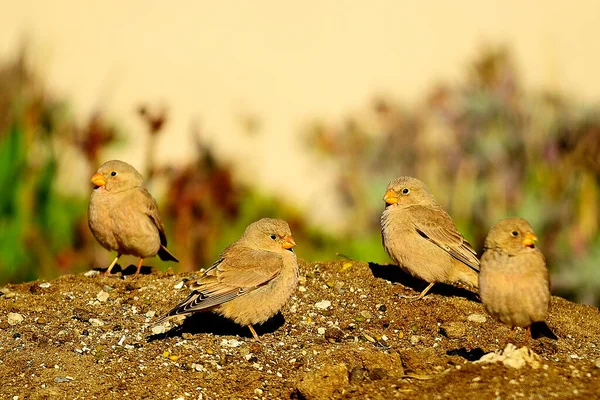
[
  {"x1": 90, "y1": 173, "x2": 106, "y2": 188},
  {"x1": 383, "y1": 189, "x2": 398, "y2": 205},
  {"x1": 522, "y1": 232, "x2": 538, "y2": 248},
  {"x1": 282, "y1": 235, "x2": 296, "y2": 249}
]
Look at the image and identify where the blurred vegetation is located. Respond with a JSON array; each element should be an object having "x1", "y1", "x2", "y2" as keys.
[
  {"x1": 0, "y1": 46, "x2": 598, "y2": 306},
  {"x1": 305, "y1": 46, "x2": 600, "y2": 306}
]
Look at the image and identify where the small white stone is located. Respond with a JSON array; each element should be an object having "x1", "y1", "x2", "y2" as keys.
[
  {"x1": 84, "y1": 270, "x2": 100, "y2": 277},
  {"x1": 410, "y1": 335, "x2": 420, "y2": 345},
  {"x1": 89, "y1": 318, "x2": 105, "y2": 327},
  {"x1": 39, "y1": 282, "x2": 51, "y2": 288},
  {"x1": 174, "y1": 281, "x2": 185, "y2": 289},
  {"x1": 145, "y1": 311, "x2": 156, "y2": 318},
  {"x1": 315, "y1": 300, "x2": 331, "y2": 310},
  {"x1": 467, "y1": 313, "x2": 487, "y2": 323},
  {"x1": 220, "y1": 339, "x2": 242, "y2": 348},
  {"x1": 254, "y1": 389, "x2": 263, "y2": 395},
  {"x1": 7, "y1": 313, "x2": 24, "y2": 326},
  {"x1": 96, "y1": 290, "x2": 109, "y2": 302},
  {"x1": 317, "y1": 327, "x2": 326, "y2": 335},
  {"x1": 298, "y1": 286, "x2": 307, "y2": 292},
  {"x1": 152, "y1": 325, "x2": 166, "y2": 335},
  {"x1": 118, "y1": 336, "x2": 126, "y2": 346}
]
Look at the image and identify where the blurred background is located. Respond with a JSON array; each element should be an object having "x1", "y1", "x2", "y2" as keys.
[{"x1": 1, "y1": 1, "x2": 599, "y2": 306}]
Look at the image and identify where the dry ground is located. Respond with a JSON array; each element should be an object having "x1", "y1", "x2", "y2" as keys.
[{"x1": 1, "y1": 260, "x2": 599, "y2": 399}]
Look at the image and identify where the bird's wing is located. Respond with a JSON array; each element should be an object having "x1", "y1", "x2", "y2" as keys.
[
  {"x1": 156, "y1": 245, "x2": 284, "y2": 321},
  {"x1": 138, "y1": 188, "x2": 168, "y2": 246},
  {"x1": 410, "y1": 205, "x2": 480, "y2": 272}
]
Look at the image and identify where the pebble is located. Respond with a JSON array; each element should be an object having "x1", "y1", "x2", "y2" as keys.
[
  {"x1": 410, "y1": 335, "x2": 420, "y2": 345},
  {"x1": 298, "y1": 286, "x2": 307, "y2": 292},
  {"x1": 317, "y1": 327, "x2": 326, "y2": 335},
  {"x1": 254, "y1": 388, "x2": 263, "y2": 395},
  {"x1": 220, "y1": 339, "x2": 243, "y2": 348},
  {"x1": 7, "y1": 313, "x2": 24, "y2": 325},
  {"x1": 145, "y1": 311, "x2": 156, "y2": 318},
  {"x1": 0, "y1": 287, "x2": 16, "y2": 299},
  {"x1": 440, "y1": 322, "x2": 466, "y2": 338},
  {"x1": 360, "y1": 311, "x2": 373, "y2": 320},
  {"x1": 84, "y1": 270, "x2": 100, "y2": 277},
  {"x1": 467, "y1": 313, "x2": 487, "y2": 323},
  {"x1": 54, "y1": 376, "x2": 73, "y2": 383},
  {"x1": 152, "y1": 325, "x2": 166, "y2": 334},
  {"x1": 315, "y1": 300, "x2": 331, "y2": 310},
  {"x1": 173, "y1": 281, "x2": 185, "y2": 289},
  {"x1": 96, "y1": 290, "x2": 109, "y2": 302},
  {"x1": 39, "y1": 282, "x2": 51, "y2": 288},
  {"x1": 595, "y1": 358, "x2": 600, "y2": 368},
  {"x1": 89, "y1": 318, "x2": 105, "y2": 327}
]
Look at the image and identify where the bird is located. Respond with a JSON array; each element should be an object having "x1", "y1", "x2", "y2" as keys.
[
  {"x1": 155, "y1": 218, "x2": 298, "y2": 340},
  {"x1": 479, "y1": 217, "x2": 555, "y2": 339},
  {"x1": 88, "y1": 160, "x2": 179, "y2": 275},
  {"x1": 380, "y1": 176, "x2": 480, "y2": 300}
]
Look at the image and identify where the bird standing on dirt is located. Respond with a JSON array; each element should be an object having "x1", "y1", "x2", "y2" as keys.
[
  {"x1": 380, "y1": 176, "x2": 480, "y2": 299},
  {"x1": 479, "y1": 217, "x2": 554, "y2": 338},
  {"x1": 155, "y1": 218, "x2": 298, "y2": 340},
  {"x1": 88, "y1": 160, "x2": 179, "y2": 275}
]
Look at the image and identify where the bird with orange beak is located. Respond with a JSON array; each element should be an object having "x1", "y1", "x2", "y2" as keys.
[
  {"x1": 88, "y1": 160, "x2": 178, "y2": 275},
  {"x1": 380, "y1": 176, "x2": 480, "y2": 299},
  {"x1": 155, "y1": 218, "x2": 298, "y2": 340},
  {"x1": 479, "y1": 217, "x2": 554, "y2": 338}
]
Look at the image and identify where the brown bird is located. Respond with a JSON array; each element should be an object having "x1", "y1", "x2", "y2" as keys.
[
  {"x1": 479, "y1": 217, "x2": 554, "y2": 339},
  {"x1": 155, "y1": 218, "x2": 298, "y2": 340},
  {"x1": 88, "y1": 160, "x2": 179, "y2": 275},
  {"x1": 380, "y1": 176, "x2": 480, "y2": 299}
]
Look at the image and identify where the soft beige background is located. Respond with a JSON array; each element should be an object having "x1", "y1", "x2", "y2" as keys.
[{"x1": 1, "y1": 1, "x2": 599, "y2": 225}]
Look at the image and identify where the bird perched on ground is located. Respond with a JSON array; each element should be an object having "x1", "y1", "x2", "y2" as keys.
[
  {"x1": 88, "y1": 160, "x2": 179, "y2": 275},
  {"x1": 380, "y1": 176, "x2": 480, "y2": 299},
  {"x1": 479, "y1": 217, "x2": 555, "y2": 339},
  {"x1": 155, "y1": 218, "x2": 298, "y2": 340}
]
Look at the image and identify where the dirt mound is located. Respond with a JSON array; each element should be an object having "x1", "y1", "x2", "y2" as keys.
[{"x1": 1, "y1": 260, "x2": 599, "y2": 399}]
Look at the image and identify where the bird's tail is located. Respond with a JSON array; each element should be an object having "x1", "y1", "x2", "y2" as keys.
[
  {"x1": 531, "y1": 321, "x2": 558, "y2": 340},
  {"x1": 158, "y1": 245, "x2": 179, "y2": 262}
]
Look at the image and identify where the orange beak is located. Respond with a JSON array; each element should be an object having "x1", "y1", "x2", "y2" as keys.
[
  {"x1": 282, "y1": 235, "x2": 296, "y2": 249},
  {"x1": 90, "y1": 173, "x2": 106, "y2": 187},
  {"x1": 522, "y1": 232, "x2": 538, "y2": 248},
  {"x1": 383, "y1": 189, "x2": 398, "y2": 205}
]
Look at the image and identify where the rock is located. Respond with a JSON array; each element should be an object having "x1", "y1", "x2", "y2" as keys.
[
  {"x1": 84, "y1": 270, "x2": 100, "y2": 277},
  {"x1": 467, "y1": 313, "x2": 487, "y2": 323},
  {"x1": 324, "y1": 327, "x2": 344, "y2": 342},
  {"x1": 72, "y1": 308, "x2": 92, "y2": 322},
  {"x1": 7, "y1": 313, "x2": 24, "y2": 325},
  {"x1": 476, "y1": 344, "x2": 541, "y2": 369},
  {"x1": 173, "y1": 281, "x2": 185, "y2": 289},
  {"x1": 410, "y1": 335, "x2": 420, "y2": 345},
  {"x1": 39, "y1": 282, "x2": 51, "y2": 288},
  {"x1": 89, "y1": 318, "x2": 105, "y2": 327},
  {"x1": 0, "y1": 287, "x2": 16, "y2": 299},
  {"x1": 440, "y1": 322, "x2": 466, "y2": 338},
  {"x1": 145, "y1": 310, "x2": 156, "y2": 318},
  {"x1": 54, "y1": 376, "x2": 73, "y2": 383},
  {"x1": 220, "y1": 339, "x2": 243, "y2": 348},
  {"x1": 315, "y1": 300, "x2": 331, "y2": 310},
  {"x1": 317, "y1": 327, "x2": 326, "y2": 335},
  {"x1": 96, "y1": 290, "x2": 109, "y2": 302},
  {"x1": 295, "y1": 364, "x2": 349, "y2": 399},
  {"x1": 151, "y1": 325, "x2": 165, "y2": 335}
]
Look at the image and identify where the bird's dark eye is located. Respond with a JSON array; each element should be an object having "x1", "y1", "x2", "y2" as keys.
[
  {"x1": 511, "y1": 231, "x2": 518, "y2": 237},
  {"x1": 269, "y1": 234, "x2": 277, "y2": 240},
  {"x1": 110, "y1": 171, "x2": 117, "y2": 177},
  {"x1": 402, "y1": 188, "x2": 410, "y2": 194}
]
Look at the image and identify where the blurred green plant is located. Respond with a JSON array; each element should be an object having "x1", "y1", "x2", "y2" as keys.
[{"x1": 304, "y1": 46, "x2": 600, "y2": 305}]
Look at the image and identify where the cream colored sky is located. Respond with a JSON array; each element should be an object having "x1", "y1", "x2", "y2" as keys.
[{"x1": 1, "y1": 1, "x2": 599, "y2": 226}]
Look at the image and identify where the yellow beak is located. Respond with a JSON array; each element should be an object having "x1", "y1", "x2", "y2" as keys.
[
  {"x1": 383, "y1": 189, "x2": 398, "y2": 205},
  {"x1": 522, "y1": 232, "x2": 538, "y2": 248},
  {"x1": 90, "y1": 173, "x2": 106, "y2": 187},
  {"x1": 282, "y1": 235, "x2": 296, "y2": 249}
]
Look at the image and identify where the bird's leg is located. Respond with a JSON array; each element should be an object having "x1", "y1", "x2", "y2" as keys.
[
  {"x1": 398, "y1": 282, "x2": 435, "y2": 301},
  {"x1": 247, "y1": 324, "x2": 260, "y2": 341},
  {"x1": 135, "y1": 258, "x2": 144, "y2": 275},
  {"x1": 105, "y1": 254, "x2": 121, "y2": 275}
]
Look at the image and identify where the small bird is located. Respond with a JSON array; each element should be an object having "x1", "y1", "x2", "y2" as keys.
[
  {"x1": 88, "y1": 160, "x2": 179, "y2": 275},
  {"x1": 155, "y1": 218, "x2": 298, "y2": 340},
  {"x1": 479, "y1": 217, "x2": 554, "y2": 339},
  {"x1": 380, "y1": 176, "x2": 480, "y2": 299}
]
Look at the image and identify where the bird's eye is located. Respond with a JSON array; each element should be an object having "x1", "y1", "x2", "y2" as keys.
[
  {"x1": 110, "y1": 171, "x2": 117, "y2": 177},
  {"x1": 511, "y1": 231, "x2": 518, "y2": 237},
  {"x1": 269, "y1": 234, "x2": 277, "y2": 240},
  {"x1": 402, "y1": 188, "x2": 410, "y2": 194}
]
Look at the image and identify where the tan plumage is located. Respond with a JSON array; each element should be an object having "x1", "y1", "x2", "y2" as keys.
[
  {"x1": 155, "y1": 218, "x2": 298, "y2": 340},
  {"x1": 380, "y1": 176, "x2": 479, "y2": 299},
  {"x1": 88, "y1": 160, "x2": 178, "y2": 275},
  {"x1": 479, "y1": 217, "x2": 552, "y2": 334}
]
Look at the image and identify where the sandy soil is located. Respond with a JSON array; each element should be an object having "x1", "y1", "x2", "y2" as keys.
[{"x1": 1, "y1": 260, "x2": 599, "y2": 399}]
